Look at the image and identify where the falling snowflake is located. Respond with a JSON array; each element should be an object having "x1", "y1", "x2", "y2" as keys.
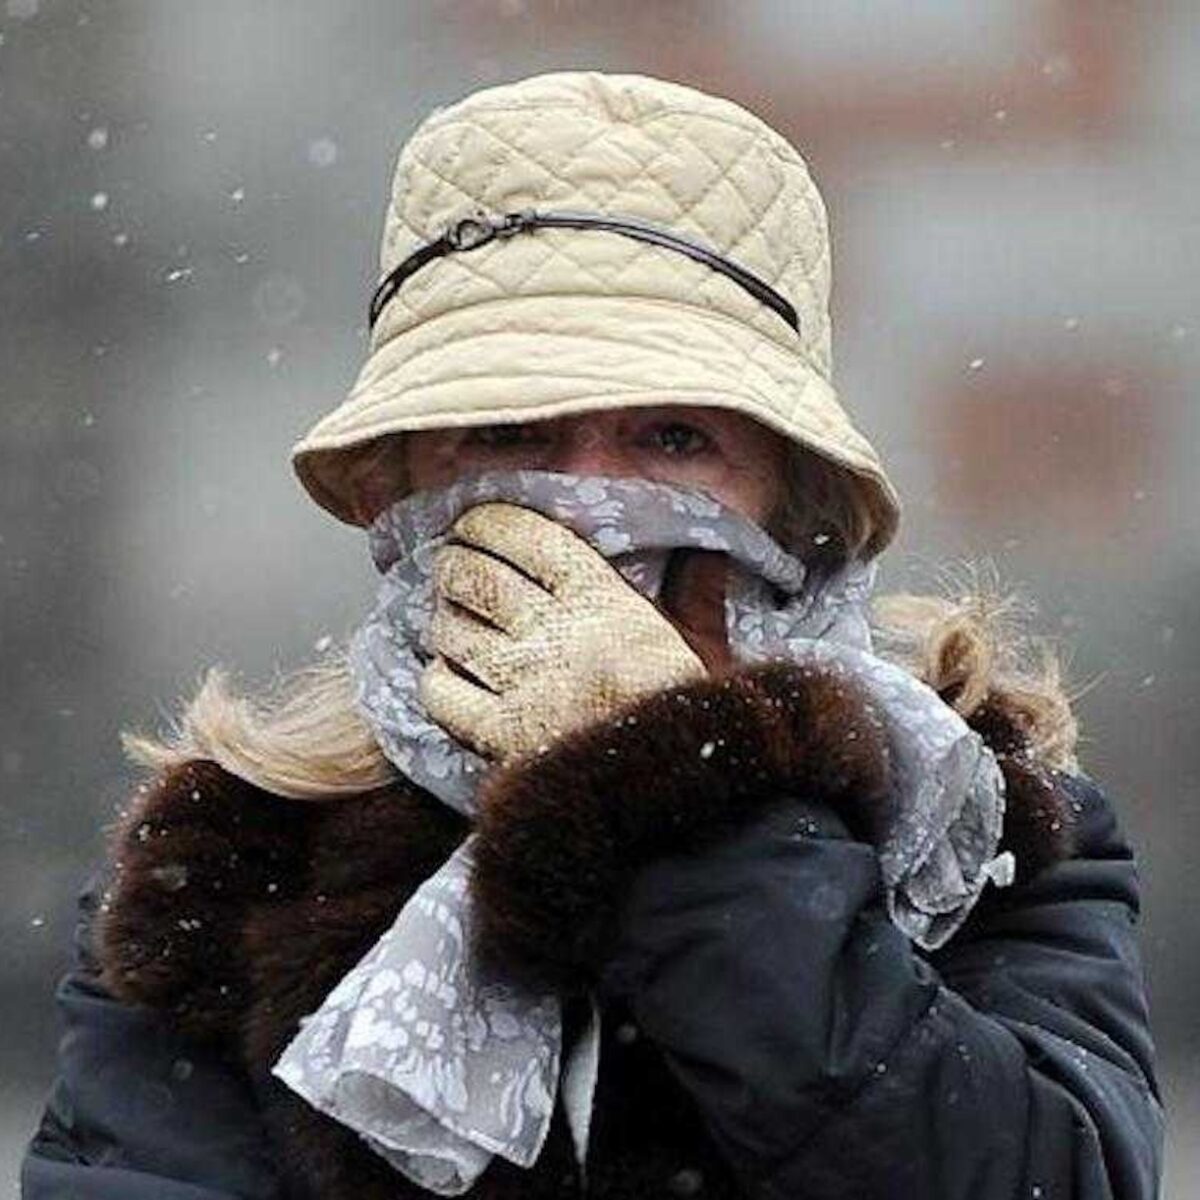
[
  {"x1": 1041, "y1": 54, "x2": 1075, "y2": 85},
  {"x1": 253, "y1": 273, "x2": 306, "y2": 326},
  {"x1": 307, "y1": 137, "x2": 338, "y2": 167},
  {"x1": 151, "y1": 863, "x2": 190, "y2": 891}
]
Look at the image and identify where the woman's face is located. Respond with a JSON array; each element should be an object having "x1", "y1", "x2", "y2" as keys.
[{"x1": 398, "y1": 404, "x2": 790, "y2": 526}]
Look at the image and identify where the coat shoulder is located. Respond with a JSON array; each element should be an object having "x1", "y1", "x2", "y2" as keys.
[
  {"x1": 92, "y1": 758, "x2": 318, "y2": 1033},
  {"x1": 92, "y1": 756, "x2": 466, "y2": 1038}
]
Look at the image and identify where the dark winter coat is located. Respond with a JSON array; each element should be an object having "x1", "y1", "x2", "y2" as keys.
[{"x1": 23, "y1": 659, "x2": 1165, "y2": 1198}]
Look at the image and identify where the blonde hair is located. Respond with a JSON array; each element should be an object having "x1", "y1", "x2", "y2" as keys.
[{"x1": 121, "y1": 437, "x2": 1087, "y2": 796}]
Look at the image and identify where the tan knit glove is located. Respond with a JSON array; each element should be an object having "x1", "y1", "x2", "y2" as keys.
[{"x1": 418, "y1": 501, "x2": 708, "y2": 763}]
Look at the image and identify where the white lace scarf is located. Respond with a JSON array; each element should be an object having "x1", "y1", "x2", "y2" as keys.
[{"x1": 272, "y1": 468, "x2": 1014, "y2": 1195}]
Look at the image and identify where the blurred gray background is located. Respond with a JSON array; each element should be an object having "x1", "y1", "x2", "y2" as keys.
[{"x1": 2, "y1": 1, "x2": 1196, "y2": 1194}]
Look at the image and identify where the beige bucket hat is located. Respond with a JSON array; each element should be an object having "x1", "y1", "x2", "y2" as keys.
[{"x1": 290, "y1": 69, "x2": 901, "y2": 559}]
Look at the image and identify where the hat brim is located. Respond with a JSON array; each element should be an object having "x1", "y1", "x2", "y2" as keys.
[{"x1": 291, "y1": 294, "x2": 901, "y2": 559}]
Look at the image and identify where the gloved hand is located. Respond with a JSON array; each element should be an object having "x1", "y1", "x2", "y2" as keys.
[{"x1": 418, "y1": 501, "x2": 709, "y2": 762}]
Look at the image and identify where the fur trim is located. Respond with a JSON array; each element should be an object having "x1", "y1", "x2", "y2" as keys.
[
  {"x1": 235, "y1": 789, "x2": 468, "y2": 1200},
  {"x1": 89, "y1": 668, "x2": 1083, "y2": 1199},
  {"x1": 239, "y1": 789, "x2": 467, "y2": 1073},
  {"x1": 468, "y1": 658, "x2": 894, "y2": 993},
  {"x1": 92, "y1": 759, "x2": 468, "y2": 1043},
  {"x1": 93, "y1": 759, "x2": 317, "y2": 1039},
  {"x1": 994, "y1": 756, "x2": 1078, "y2": 885},
  {"x1": 94, "y1": 671, "x2": 1079, "y2": 1038},
  {"x1": 963, "y1": 689, "x2": 1079, "y2": 883}
]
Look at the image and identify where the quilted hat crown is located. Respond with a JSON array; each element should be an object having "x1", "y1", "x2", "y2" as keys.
[{"x1": 371, "y1": 70, "x2": 832, "y2": 375}]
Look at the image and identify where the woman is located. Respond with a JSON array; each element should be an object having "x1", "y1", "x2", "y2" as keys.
[{"x1": 23, "y1": 70, "x2": 1163, "y2": 1199}]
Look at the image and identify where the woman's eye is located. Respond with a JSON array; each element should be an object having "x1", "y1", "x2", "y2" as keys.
[
  {"x1": 463, "y1": 423, "x2": 546, "y2": 448},
  {"x1": 650, "y1": 422, "x2": 713, "y2": 456}
]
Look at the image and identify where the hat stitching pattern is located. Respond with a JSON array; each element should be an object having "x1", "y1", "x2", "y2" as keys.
[
  {"x1": 418, "y1": 99, "x2": 811, "y2": 173},
  {"x1": 393, "y1": 74, "x2": 830, "y2": 318},
  {"x1": 412, "y1": 108, "x2": 820, "y2": 269},
  {"x1": 349, "y1": 292, "x2": 825, "y2": 397},
  {"x1": 381, "y1": 116, "x2": 824, "y2": 366},
  {"x1": 352, "y1": 320, "x2": 760, "y2": 397},
  {"x1": 409, "y1": 113, "x2": 818, "y2": 291}
]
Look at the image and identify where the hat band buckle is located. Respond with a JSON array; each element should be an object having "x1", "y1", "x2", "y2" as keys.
[{"x1": 368, "y1": 207, "x2": 800, "y2": 337}]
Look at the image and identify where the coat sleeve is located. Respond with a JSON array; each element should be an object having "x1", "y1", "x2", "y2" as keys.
[
  {"x1": 20, "y1": 870, "x2": 282, "y2": 1200},
  {"x1": 467, "y1": 661, "x2": 1165, "y2": 1200}
]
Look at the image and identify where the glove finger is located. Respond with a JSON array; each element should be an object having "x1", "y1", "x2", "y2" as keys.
[
  {"x1": 450, "y1": 502, "x2": 617, "y2": 600},
  {"x1": 418, "y1": 656, "x2": 504, "y2": 760},
  {"x1": 434, "y1": 543, "x2": 556, "y2": 636},
  {"x1": 429, "y1": 604, "x2": 535, "y2": 693}
]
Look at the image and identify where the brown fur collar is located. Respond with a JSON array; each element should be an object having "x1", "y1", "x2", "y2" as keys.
[
  {"x1": 467, "y1": 659, "x2": 1076, "y2": 994},
  {"x1": 96, "y1": 658, "x2": 1077, "y2": 1026},
  {"x1": 93, "y1": 658, "x2": 1078, "y2": 1198},
  {"x1": 94, "y1": 764, "x2": 468, "y2": 1043},
  {"x1": 468, "y1": 659, "x2": 894, "y2": 992}
]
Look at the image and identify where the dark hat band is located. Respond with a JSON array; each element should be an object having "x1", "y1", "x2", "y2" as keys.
[{"x1": 367, "y1": 207, "x2": 800, "y2": 337}]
